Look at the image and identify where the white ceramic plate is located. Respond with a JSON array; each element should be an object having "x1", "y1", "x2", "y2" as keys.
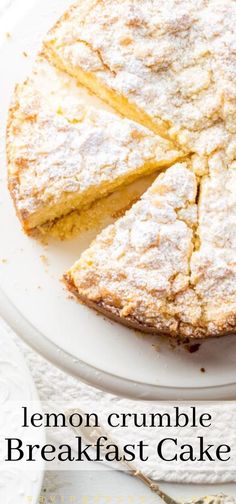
[
  {"x1": 0, "y1": 319, "x2": 43, "y2": 504},
  {"x1": 1, "y1": 0, "x2": 236, "y2": 401}
]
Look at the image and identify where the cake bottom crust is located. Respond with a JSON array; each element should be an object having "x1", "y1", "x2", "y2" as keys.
[{"x1": 64, "y1": 274, "x2": 236, "y2": 341}]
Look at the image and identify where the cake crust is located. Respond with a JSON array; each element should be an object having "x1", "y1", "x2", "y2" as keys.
[{"x1": 64, "y1": 273, "x2": 236, "y2": 340}]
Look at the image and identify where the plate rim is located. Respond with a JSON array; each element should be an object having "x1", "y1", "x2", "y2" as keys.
[{"x1": 1, "y1": 287, "x2": 236, "y2": 401}]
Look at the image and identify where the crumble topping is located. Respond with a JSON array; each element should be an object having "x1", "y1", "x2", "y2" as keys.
[
  {"x1": 191, "y1": 156, "x2": 236, "y2": 327},
  {"x1": 46, "y1": 0, "x2": 236, "y2": 162}
]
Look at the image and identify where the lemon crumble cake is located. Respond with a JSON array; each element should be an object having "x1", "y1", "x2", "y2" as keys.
[
  {"x1": 7, "y1": 55, "x2": 180, "y2": 232},
  {"x1": 65, "y1": 158, "x2": 236, "y2": 338},
  {"x1": 7, "y1": 0, "x2": 236, "y2": 339},
  {"x1": 45, "y1": 0, "x2": 236, "y2": 160}
]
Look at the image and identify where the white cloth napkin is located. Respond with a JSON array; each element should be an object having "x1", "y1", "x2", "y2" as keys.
[{"x1": 2, "y1": 318, "x2": 235, "y2": 485}]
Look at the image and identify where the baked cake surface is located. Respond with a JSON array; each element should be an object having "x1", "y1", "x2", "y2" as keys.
[
  {"x1": 45, "y1": 0, "x2": 236, "y2": 162},
  {"x1": 191, "y1": 154, "x2": 236, "y2": 335},
  {"x1": 65, "y1": 160, "x2": 236, "y2": 338},
  {"x1": 7, "y1": 55, "x2": 180, "y2": 231}
]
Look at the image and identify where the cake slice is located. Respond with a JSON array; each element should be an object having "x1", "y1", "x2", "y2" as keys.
[
  {"x1": 65, "y1": 162, "x2": 207, "y2": 339},
  {"x1": 65, "y1": 157, "x2": 236, "y2": 338},
  {"x1": 45, "y1": 0, "x2": 236, "y2": 158},
  {"x1": 7, "y1": 55, "x2": 181, "y2": 233}
]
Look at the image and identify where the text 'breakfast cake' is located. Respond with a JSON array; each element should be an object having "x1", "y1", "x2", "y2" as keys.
[{"x1": 7, "y1": 0, "x2": 236, "y2": 338}]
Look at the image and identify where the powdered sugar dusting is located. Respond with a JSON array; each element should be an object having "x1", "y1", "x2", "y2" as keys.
[
  {"x1": 191, "y1": 155, "x2": 236, "y2": 327},
  {"x1": 46, "y1": 0, "x2": 236, "y2": 162}
]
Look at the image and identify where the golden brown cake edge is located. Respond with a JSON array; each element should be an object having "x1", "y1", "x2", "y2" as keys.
[{"x1": 64, "y1": 273, "x2": 236, "y2": 340}]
